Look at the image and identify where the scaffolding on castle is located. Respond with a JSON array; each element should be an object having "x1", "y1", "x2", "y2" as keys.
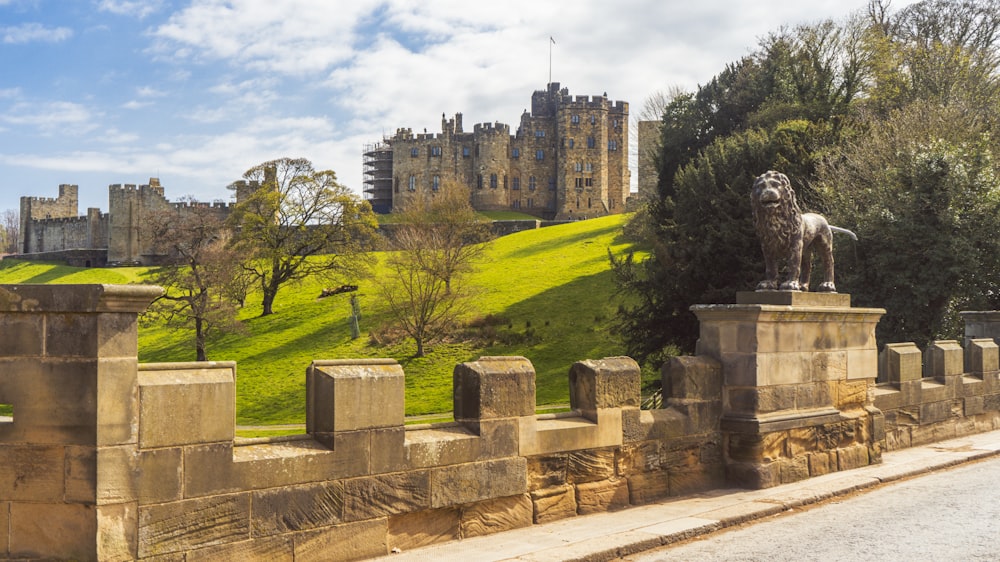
[{"x1": 362, "y1": 141, "x2": 393, "y2": 214}]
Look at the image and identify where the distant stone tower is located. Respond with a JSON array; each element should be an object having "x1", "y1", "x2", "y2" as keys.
[
  {"x1": 369, "y1": 83, "x2": 630, "y2": 220},
  {"x1": 18, "y1": 184, "x2": 78, "y2": 253}
]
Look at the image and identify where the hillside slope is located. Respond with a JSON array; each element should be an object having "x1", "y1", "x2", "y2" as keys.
[{"x1": 0, "y1": 214, "x2": 636, "y2": 424}]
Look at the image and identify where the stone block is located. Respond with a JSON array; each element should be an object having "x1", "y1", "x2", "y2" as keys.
[
  {"x1": 567, "y1": 448, "x2": 617, "y2": 483},
  {"x1": 779, "y1": 456, "x2": 810, "y2": 483},
  {"x1": 138, "y1": 363, "x2": 235, "y2": 448},
  {"x1": 617, "y1": 442, "x2": 660, "y2": 475},
  {"x1": 835, "y1": 380, "x2": 870, "y2": 410},
  {"x1": 837, "y1": 444, "x2": 870, "y2": 471},
  {"x1": 138, "y1": 493, "x2": 251, "y2": 557},
  {"x1": 186, "y1": 536, "x2": 294, "y2": 562},
  {"x1": 476, "y1": 418, "x2": 519, "y2": 459},
  {"x1": 966, "y1": 339, "x2": 1000, "y2": 374},
  {"x1": 920, "y1": 400, "x2": 959, "y2": 425},
  {"x1": 292, "y1": 519, "x2": 387, "y2": 562},
  {"x1": 0, "y1": 314, "x2": 42, "y2": 356},
  {"x1": 662, "y1": 355, "x2": 722, "y2": 400},
  {"x1": 388, "y1": 507, "x2": 460, "y2": 551},
  {"x1": 9, "y1": 502, "x2": 97, "y2": 560},
  {"x1": 576, "y1": 479, "x2": 630, "y2": 514},
  {"x1": 0, "y1": 358, "x2": 99, "y2": 446},
  {"x1": 621, "y1": 407, "x2": 688, "y2": 443},
  {"x1": 530, "y1": 485, "x2": 577, "y2": 523},
  {"x1": 796, "y1": 382, "x2": 834, "y2": 410},
  {"x1": 401, "y1": 425, "x2": 481, "y2": 468},
  {"x1": 527, "y1": 454, "x2": 568, "y2": 490},
  {"x1": 453, "y1": 356, "x2": 536, "y2": 423},
  {"x1": 670, "y1": 465, "x2": 724, "y2": 496},
  {"x1": 0, "y1": 444, "x2": 65, "y2": 502},
  {"x1": 343, "y1": 471, "x2": 430, "y2": 521},
  {"x1": 880, "y1": 343, "x2": 923, "y2": 384},
  {"x1": 925, "y1": 341, "x2": 964, "y2": 378},
  {"x1": 65, "y1": 446, "x2": 98, "y2": 504},
  {"x1": 519, "y1": 408, "x2": 623, "y2": 456},
  {"x1": 569, "y1": 357, "x2": 641, "y2": 419},
  {"x1": 306, "y1": 359, "x2": 404, "y2": 433},
  {"x1": 430, "y1": 458, "x2": 527, "y2": 508},
  {"x1": 461, "y1": 494, "x2": 533, "y2": 538},
  {"x1": 814, "y1": 351, "x2": 849, "y2": 381},
  {"x1": 627, "y1": 470, "x2": 671, "y2": 504},
  {"x1": 726, "y1": 461, "x2": 780, "y2": 489},
  {"x1": 0, "y1": 502, "x2": 7, "y2": 554},
  {"x1": 736, "y1": 291, "x2": 851, "y2": 307},
  {"x1": 369, "y1": 427, "x2": 406, "y2": 474},
  {"x1": 847, "y1": 349, "x2": 878, "y2": 380},
  {"x1": 97, "y1": 502, "x2": 138, "y2": 561},
  {"x1": 252, "y1": 481, "x2": 345, "y2": 536},
  {"x1": 808, "y1": 451, "x2": 835, "y2": 476},
  {"x1": 97, "y1": 357, "x2": 141, "y2": 447},
  {"x1": 786, "y1": 427, "x2": 818, "y2": 457},
  {"x1": 45, "y1": 312, "x2": 100, "y2": 357},
  {"x1": 137, "y1": 447, "x2": 183, "y2": 505},
  {"x1": 966, "y1": 395, "x2": 986, "y2": 417}
]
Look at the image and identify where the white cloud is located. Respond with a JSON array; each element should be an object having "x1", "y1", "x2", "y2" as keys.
[
  {"x1": 97, "y1": 0, "x2": 166, "y2": 19},
  {"x1": 1, "y1": 101, "x2": 98, "y2": 135},
  {"x1": 2, "y1": 23, "x2": 73, "y2": 44}
]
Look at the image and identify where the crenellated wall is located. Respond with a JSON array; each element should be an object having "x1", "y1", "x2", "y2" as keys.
[
  {"x1": 0, "y1": 284, "x2": 721, "y2": 561},
  {"x1": 5, "y1": 284, "x2": 1000, "y2": 560}
]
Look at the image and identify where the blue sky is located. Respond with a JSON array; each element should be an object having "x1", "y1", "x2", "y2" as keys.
[{"x1": 0, "y1": 0, "x2": 916, "y2": 214}]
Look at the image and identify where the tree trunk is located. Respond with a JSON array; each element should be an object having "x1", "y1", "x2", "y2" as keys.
[
  {"x1": 261, "y1": 290, "x2": 276, "y2": 316},
  {"x1": 414, "y1": 336, "x2": 425, "y2": 358},
  {"x1": 195, "y1": 317, "x2": 207, "y2": 362}
]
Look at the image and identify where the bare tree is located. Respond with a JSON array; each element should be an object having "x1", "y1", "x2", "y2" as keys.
[
  {"x1": 144, "y1": 203, "x2": 246, "y2": 361},
  {"x1": 1, "y1": 209, "x2": 19, "y2": 255},
  {"x1": 378, "y1": 181, "x2": 493, "y2": 357}
]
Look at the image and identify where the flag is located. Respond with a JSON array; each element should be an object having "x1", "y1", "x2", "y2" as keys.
[{"x1": 550, "y1": 36, "x2": 556, "y2": 44}]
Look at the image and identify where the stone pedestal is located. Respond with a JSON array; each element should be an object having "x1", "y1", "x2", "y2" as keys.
[{"x1": 692, "y1": 292, "x2": 885, "y2": 488}]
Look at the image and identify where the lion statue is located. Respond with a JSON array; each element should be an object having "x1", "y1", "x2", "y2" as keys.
[{"x1": 751, "y1": 171, "x2": 855, "y2": 292}]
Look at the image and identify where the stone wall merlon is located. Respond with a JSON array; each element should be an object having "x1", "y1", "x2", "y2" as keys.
[
  {"x1": 0, "y1": 283, "x2": 162, "y2": 313},
  {"x1": 878, "y1": 339, "x2": 1000, "y2": 383}
]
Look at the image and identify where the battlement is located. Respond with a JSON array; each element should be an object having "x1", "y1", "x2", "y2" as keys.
[{"x1": 473, "y1": 121, "x2": 511, "y2": 135}]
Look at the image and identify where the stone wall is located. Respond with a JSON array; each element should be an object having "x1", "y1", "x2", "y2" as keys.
[
  {"x1": 0, "y1": 284, "x2": 721, "y2": 561},
  {"x1": 6, "y1": 284, "x2": 1000, "y2": 560},
  {"x1": 18, "y1": 184, "x2": 80, "y2": 254}
]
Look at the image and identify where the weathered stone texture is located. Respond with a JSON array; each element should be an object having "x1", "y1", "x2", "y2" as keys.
[
  {"x1": 138, "y1": 493, "x2": 250, "y2": 557},
  {"x1": 576, "y1": 479, "x2": 630, "y2": 514},
  {"x1": 388, "y1": 508, "x2": 461, "y2": 551},
  {"x1": 531, "y1": 485, "x2": 577, "y2": 523},
  {"x1": 9, "y1": 502, "x2": 97, "y2": 560},
  {"x1": 627, "y1": 471, "x2": 671, "y2": 505},
  {"x1": 252, "y1": 482, "x2": 344, "y2": 537},
  {"x1": 342, "y1": 472, "x2": 429, "y2": 521},
  {"x1": 138, "y1": 364, "x2": 235, "y2": 448},
  {"x1": 292, "y1": 519, "x2": 387, "y2": 562},
  {"x1": 306, "y1": 360, "x2": 404, "y2": 434},
  {"x1": 461, "y1": 494, "x2": 533, "y2": 538},
  {"x1": 0, "y1": 444, "x2": 65, "y2": 502},
  {"x1": 186, "y1": 536, "x2": 294, "y2": 562},
  {"x1": 430, "y1": 458, "x2": 527, "y2": 508},
  {"x1": 567, "y1": 449, "x2": 617, "y2": 483},
  {"x1": 453, "y1": 357, "x2": 536, "y2": 422}
]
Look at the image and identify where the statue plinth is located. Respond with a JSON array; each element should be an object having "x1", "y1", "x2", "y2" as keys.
[{"x1": 691, "y1": 292, "x2": 886, "y2": 488}]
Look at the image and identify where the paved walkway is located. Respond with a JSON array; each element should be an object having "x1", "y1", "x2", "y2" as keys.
[{"x1": 376, "y1": 430, "x2": 1000, "y2": 562}]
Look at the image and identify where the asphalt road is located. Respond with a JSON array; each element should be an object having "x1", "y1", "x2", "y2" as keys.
[{"x1": 624, "y1": 456, "x2": 1000, "y2": 562}]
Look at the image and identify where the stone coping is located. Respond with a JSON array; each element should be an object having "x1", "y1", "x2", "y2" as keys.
[
  {"x1": 737, "y1": 291, "x2": 850, "y2": 307},
  {"x1": 0, "y1": 283, "x2": 163, "y2": 312}
]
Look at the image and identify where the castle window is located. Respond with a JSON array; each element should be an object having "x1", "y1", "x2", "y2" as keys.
[
  {"x1": 548, "y1": 178, "x2": 556, "y2": 191},
  {"x1": 568, "y1": 139, "x2": 575, "y2": 148},
  {"x1": 587, "y1": 136, "x2": 595, "y2": 149},
  {"x1": 431, "y1": 146, "x2": 442, "y2": 157},
  {"x1": 575, "y1": 178, "x2": 583, "y2": 188},
  {"x1": 490, "y1": 174, "x2": 498, "y2": 189},
  {"x1": 475, "y1": 144, "x2": 480, "y2": 157},
  {"x1": 613, "y1": 119, "x2": 619, "y2": 129},
  {"x1": 512, "y1": 177, "x2": 521, "y2": 190},
  {"x1": 571, "y1": 114, "x2": 580, "y2": 124},
  {"x1": 588, "y1": 198, "x2": 592, "y2": 208},
  {"x1": 610, "y1": 198, "x2": 615, "y2": 209},
  {"x1": 585, "y1": 162, "x2": 593, "y2": 172},
  {"x1": 503, "y1": 175, "x2": 508, "y2": 189},
  {"x1": 408, "y1": 175, "x2": 416, "y2": 191},
  {"x1": 410, "y1": 148, "x2": 419, "y2": 157},
  {"x1": 609, "y1": 140, "x2": 618, "y2": 151},
  {"x1": 585, "y1": 178, "x2": 593, "y2": 187},
  {"x1": 477, "y1": 174, "x2": 483, "y2": 189},
  {"x1": 535, "y1": 130, "x2": 545, "y2": 138},
  {"x1": 536, "y1": 149, "x2": 544, "y2": 161},
  {"x1": 574, "y1": 162, "x2": 583, "y2": 172},
  {"x1": 527, "y1": 198, "x2": 533, "y2": 208},
  {"x1": 512, "y1": 147, "x2": 520, "y2": 158},
  {"x1": 528, "y1": 176, "x2": 536, "y2": 191},
  {"x1": 590, "y1": 115, "x2": 596, "y2": 124},
  {"x1": 394, "y1": 177, "x2": 400, "y2": 193},
  {"x1": 463, "y1": 147, "x2": 471, "y2": 158},
  {"x1": 432, "y1": 175, "x2": 440, "y2": 191}
]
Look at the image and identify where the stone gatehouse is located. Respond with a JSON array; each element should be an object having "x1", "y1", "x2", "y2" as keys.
[{"x1": 16, "y1": 179, "x2": 235, "y2": 266}]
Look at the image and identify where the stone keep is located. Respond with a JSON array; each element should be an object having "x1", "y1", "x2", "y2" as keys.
[{"x1": 692, "y1": 291, "x2": 885, "y2": 488}]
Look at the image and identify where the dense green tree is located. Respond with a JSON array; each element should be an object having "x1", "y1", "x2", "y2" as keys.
[{"x1": 227, "y1": 157, "x2": 378, "y2": 317}]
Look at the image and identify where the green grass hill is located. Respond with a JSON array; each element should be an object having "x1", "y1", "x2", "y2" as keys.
[{"x1": 0, "y1": 214, "x2": 638, "y2": 425}]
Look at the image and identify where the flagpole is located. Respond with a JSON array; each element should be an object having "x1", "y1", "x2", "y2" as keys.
[{"x1": 549, "y1": 36, "x2": 555, "y2": 85}]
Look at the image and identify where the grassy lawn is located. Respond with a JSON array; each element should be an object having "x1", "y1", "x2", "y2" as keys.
[{"x1": 0, "y1": 214, "x2": 637, "y2": 425}]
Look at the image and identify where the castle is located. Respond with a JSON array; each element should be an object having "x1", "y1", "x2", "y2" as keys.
[
  {"x1": 364, "y1": 82, "x2": 630, "y2": 220},
  {"x1": 16, "y1": 179, "x2": 235, "y2": 267}
]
